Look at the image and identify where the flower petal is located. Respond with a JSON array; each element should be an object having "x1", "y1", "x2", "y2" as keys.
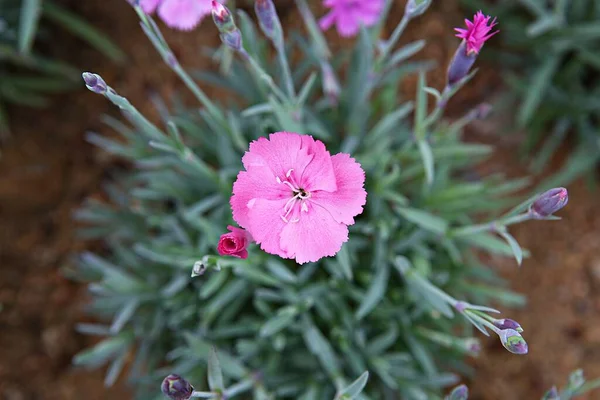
[
  {"x1": 246, "y1": 198, "x2": 290, "y2": 258},
  {"x1": 299, "y1": 135, "x2": 337, "y2": 192},
  {"x1": 141, "y1": 0, "x2": 162, "y2": 13},
  {"x1": 309, "y1": 153, "x2": 366, "y2": 225},
  {"x1": 279, "y1": 201, "x2": 349, "y2": 264},
  {"x1": 231, "y1": 166, "x2": 290, "y2": 229},
  {"x1": 158, "y1": 0, "x2": 211, "y2": 31}
]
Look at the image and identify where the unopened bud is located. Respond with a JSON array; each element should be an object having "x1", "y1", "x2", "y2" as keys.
[
  {"x1": 211, "y1": 1, "x2": 243, "y2": 52},
  {"x1": 498, "y1": 329, "x2": 528, "y2": 355},
  {"x1": 541, "y1": 386, "x2": 559, "y2": 400},
  {"x1": 161, "y1": 374, "x2": 193, "y2": 400},
  {"x1": 447, "y1": 41, "x2": 477, "y2": 87},
  {"x1": 212, "y1": 1, "x2": 233, "y2": 27},
  {"x1": 82, "y1": 72, "x2": 107, "y2": 94},
  {"x1": 405, "y1": 0, "x2": 432, "y2": 19},
  {"x1": 529, "y1": 187, "x2": 568, "y2": 218},
  {"x1": 493, "y1": 318, "x2": 523, "y2": 333},
  {"x1": 445, "y1": 384, "x2": 469, "y2": 400},
  {"x1": 568, "y1": 369, "x2": 585, "y2": 391},
  {"x1": 255, "y1": 0, "x2": 283, "y2": 48}
]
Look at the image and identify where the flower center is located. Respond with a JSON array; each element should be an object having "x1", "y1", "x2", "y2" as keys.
[{"x1": 276, "y1": 169, "x2": 310, "y2": 223}]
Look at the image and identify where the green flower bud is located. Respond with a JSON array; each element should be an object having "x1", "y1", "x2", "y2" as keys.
[{"x1": 498, "y1": 329, "x2": 528, "y2": 355}]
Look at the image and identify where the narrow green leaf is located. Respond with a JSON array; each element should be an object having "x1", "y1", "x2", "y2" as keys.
[
  {"x1": 418, "y1": 140, "x2": 435, "y2": 186},
  {"x1": 18, "y1": 0, "x2": 42, "y2": 53},
  {"x1": 395, "y1": 207, "x2": 448, "y2": 234},
  {"x1": 497, "y1": 230, "x2": 523, "y2": 266},
  {"x1": 356, "y1": 263, "x2": 390, "y2": 320},
  {"x1": 336, "y1": 371, "x2": 369, "y2": 399},
  {"x1": 208, "y1": 347, "x2": 225, "y2": 392}
]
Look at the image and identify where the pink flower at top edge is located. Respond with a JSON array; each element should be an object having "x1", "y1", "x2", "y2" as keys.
[
  {"x1": 319, "y1": 0, "x2": 385, "y2": 38},
  {"x1": 454, "y1": 11, "x2": 499, "y2": 54},
  {"x1": 140, "y1": 0, "x2": 226, "y2": 31},
  {"x1": 217, "y1": 225, "x2": 253, "y2": 259},
  {"x1": 230, "y1": 132, "x2": 367, "y2": 264}
]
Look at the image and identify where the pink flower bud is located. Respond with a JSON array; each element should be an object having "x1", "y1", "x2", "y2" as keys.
[
  {"x1": 529, "y1": 187, "x2": 568, "y2": 218},
  {"x1": 212, "y1": 0, "x2": 231, "y2": 26},
  {"x1": 493, "y1": 318, "x2": 523, "y2": 333},
  {"x1": 217, "y1": 225, "x2": 252, "y2": 259}
]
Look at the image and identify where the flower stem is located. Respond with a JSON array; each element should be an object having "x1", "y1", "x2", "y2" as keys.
[
  {"x1": 377, "y1": 14, "x2": 410, "y2": 65},
  {"x1": 276, "y1": 43, "x2": 296, "y2": 99},
  {"x1": 191, "y1": 391, "x2": 217, "y2": 398},
  {"x1": 239, "y1": 49, "x2": 288, "y2": 103}
]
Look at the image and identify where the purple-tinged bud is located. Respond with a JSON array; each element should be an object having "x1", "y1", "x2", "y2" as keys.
[
  {"x1": 212, "y1": 1, "x2": 243, "y2": 52},
  {"x1": 321, "y1": 62, "x2": 340, "y2": 104},
  {"x1": 161, "y1": 374, "x2": 194, "y2": 400},
  {"x1": 498, "y1": 329, "x2": 528, "y2": 355},
  {"x1": 493, "y1": 318, "x2": 523, "y2": 333},
  {"x1": 445, "y1": 384, "x2": 469, "y2": 400},
  {"x1": 447, "y1": 41, "x2": 477, "y2": 87},
  {"x1": 405, "y1": 0, "x2": 432, "y2": 19},
  {"x1": 255, "y1": 0, "x2": 283, "y2": 48},
  {"x1": 82, "y1": 72, "x2": 107, "y2": 94},
  {"x1": 529, "y1": 188, "x2": 568, "y2": 218},
  {"x1": 541, "y1": 386, "x2": 559, "y2": 400}
]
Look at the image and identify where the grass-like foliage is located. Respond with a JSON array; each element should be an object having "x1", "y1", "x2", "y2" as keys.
[
  {"x1": 0, "y1": 0, "x2": 124, "y2": 137},
  {"x1": 462, "y1": 0, "x2": 600, "y2": 186},
  {"x1": 73, "y1": 1, "x2": 572, "y2": 398}
]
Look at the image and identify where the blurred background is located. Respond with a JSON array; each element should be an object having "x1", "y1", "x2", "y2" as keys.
[{"x1": 1, "y1": 0, "x2": 599, "y2": 398}]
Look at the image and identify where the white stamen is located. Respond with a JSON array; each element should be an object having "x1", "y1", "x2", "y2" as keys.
[{"x1": 301, "y1": 202, "x2": 309, "y2": 213}]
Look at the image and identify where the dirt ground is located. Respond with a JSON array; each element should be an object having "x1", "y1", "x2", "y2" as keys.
[{"x1": 0, "y1": 0, "x2": 598, "y2": 399}]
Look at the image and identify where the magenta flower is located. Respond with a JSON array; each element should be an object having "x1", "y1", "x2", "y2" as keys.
[
  {"x1": 231, "y1": 132, "x2": 366, "y2": 264},
  {"x1": 140, "y1": 0, "x2": 226, "y2": 31},
  {"x1": 454, "y1": 11, "x2": 499, "y2": 55},
  {"x1": 319, "y1": 0, "x2": 385, "y2": 38},
  {"x1": 217, "y1": 225, "x2": 252, "y2": 259}
]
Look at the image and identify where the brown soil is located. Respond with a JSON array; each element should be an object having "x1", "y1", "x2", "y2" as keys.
[{"x1": 0, "y1": 0, "x2": 596, "y2": 399}]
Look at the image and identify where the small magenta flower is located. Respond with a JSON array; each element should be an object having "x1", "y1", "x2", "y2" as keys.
[
  {"x1": 217, "y1": 225, "x2": 253, "y2": 259},
  {"x1": 319, "y1": 0, "x2": 385, "y2": 38},
  {"x1": 454, "y1": 11, "x2": 498, "y2": 55},
  {"x1": 447, "y1": 11, "x2": 498, "y2": 87},
  {"x1": 140, "y1": 0, "x2": 226, "y2": 31},
  {"x1": 231, "y1": 132, "x2": 367, "y2": 264},
  {"x1": 499, "y1": 329, "x2": 528, "y2": 355},
  {"x1": 529, "y1": 187, "x2": 568, "y2": 218},
  {"x1": 161, "y1": 374, "x2": 193, "y2": 400}
]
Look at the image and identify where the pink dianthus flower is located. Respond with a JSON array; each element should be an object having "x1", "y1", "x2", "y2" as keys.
[
  {"x1": 140, "y1": 0, "x2": 225, "y2": 31},
  {"x1": 454, "y1": 11, "x2": 499, "y2": 55},
  {"x1": 319, "y1": 0, "x2": 385, "y2": 38},
  {"x1": 231, "y1": 132, "x2": 366, "y2": 264}
]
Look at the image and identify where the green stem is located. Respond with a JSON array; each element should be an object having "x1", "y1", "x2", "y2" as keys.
[
  {"x1": 376, "y1": 14, "x2": 410, "y2": 68},
  {"x1": 239, "y1": 50, "x2": 288, "y2": 103},
  {"x1": 464, "y1": 310, "x2": 501, "y2": 334},
  {"x1": 276, "y1": 43, "x2": 296, "y2": 99},
  {"x1": 191, "y1": 391, "x2": 217, "y2": 398}
]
